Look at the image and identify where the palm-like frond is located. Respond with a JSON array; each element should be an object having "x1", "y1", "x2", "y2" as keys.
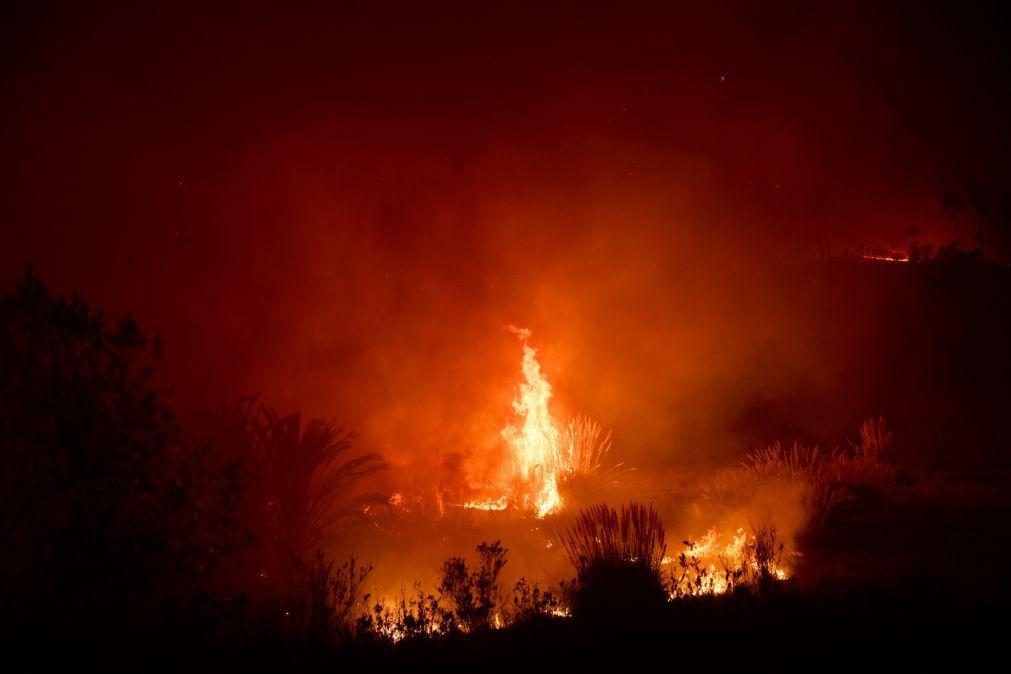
[{"x1": 217, "y1": 396, "x2": 388, "y2": 559}]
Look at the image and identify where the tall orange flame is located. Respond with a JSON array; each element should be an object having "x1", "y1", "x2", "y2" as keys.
[
  {"x1": 500, "y1": 327, "x2": 563, "y2": 517},
  {"x1": 465, "y1": 327, "x2": 564, "y2": 517}
]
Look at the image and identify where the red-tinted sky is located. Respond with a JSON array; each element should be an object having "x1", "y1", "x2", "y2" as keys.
[{"x1": 3, "y1": 2, "x2": 1011, "y2": 467}]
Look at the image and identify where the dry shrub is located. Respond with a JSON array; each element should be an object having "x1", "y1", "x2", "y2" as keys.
[
  {"x1": 832, "y1": 417, "x2": 897, "y2": 490},
  {"x1": 702, "y1": 418, "x2": 898, "y2": 529},
  {"x1": 558, "y1": 417, "x2": 633, "y2": 509},
  {"x1": 670, "y1": 520, "x2": 785, "y2": 597},
  {"x1": 855, "y1": 416, "x2": 893, "y2": 461},
  {"x1": 358, "y1": 541, "x2": 510, "y2": 641},
  {"x1": 361, "y1": 583, "x2": 454, "y2": 642},
  {"x1": 749, "y1": 520, "x2": 786, "y2": 588},
  {"x1": 563, "y1": 416, "x2": 617, "y2": 477},
  {"x1": 701, "y1": 442, "x2": 844, "y2": 527},
  {"x1": 273, "y1": 550, "x2": 372, "y2": 645},
  {"x1": 748, "y1": 442, "x2": 838, "y2": 477}
]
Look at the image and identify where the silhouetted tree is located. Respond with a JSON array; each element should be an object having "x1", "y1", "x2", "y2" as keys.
[
  {"x1": 941, "y1": 190, "x2": 967, "y2": 251},
  {"x1": 969, "y1": 185, "x2": 993, "y2": 258},
  {"x1": 0, "y1": 268, "x2": 246, "y2": 632},
  {"x1": 212, "y1": 396, "x2": 388, "y2": 585}
]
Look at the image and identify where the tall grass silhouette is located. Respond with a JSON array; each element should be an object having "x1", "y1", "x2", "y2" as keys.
[{"x1": 560, "y1": 503, "x2": 667, "y2": 620}]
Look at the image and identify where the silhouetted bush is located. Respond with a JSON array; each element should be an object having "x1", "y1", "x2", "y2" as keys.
[
  {"x1": 561, "y1": 503, "x2": 668, "y2": 621},
  {"x1": 356, "y1": 542, "x2": 565, "y2": 643},
  {"x1": 360, "y1": 583, "x2": 455, "y2": 642},
  {"x1": 274, "y1": 550, "x2": 373, "y2": 646},
  {"x1": 438, "y1": 540, "x2": 508, "y2": 631}
]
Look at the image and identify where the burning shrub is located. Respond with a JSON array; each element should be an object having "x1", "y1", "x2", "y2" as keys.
[
  {"x1": 361, "y1": 583, "x2": 454, "y2": 643},
  {"x1": 746, "y1": 520, "x2": 787, "y2": 591},
  {"x1": 438, "y1": 540, "x2": 509, "y2": 631},
  {"x1": 670, "y1": 521, "x2": 787, "y2": 597},
  {"x1": 357, "y1": 541, "x2": 509, "y2": 641},
  {"x1": 560, "y1": 503, "x2": 668, "y2": 620}
]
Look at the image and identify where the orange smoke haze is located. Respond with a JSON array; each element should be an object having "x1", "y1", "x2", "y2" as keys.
[{"x1": 5, "y1": 1, "x2": 1011, "y2": 601}]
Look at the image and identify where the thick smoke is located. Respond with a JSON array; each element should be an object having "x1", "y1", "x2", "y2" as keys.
[{"x1": 5, "y1": 2, "x2": 1011, "y2": 597}]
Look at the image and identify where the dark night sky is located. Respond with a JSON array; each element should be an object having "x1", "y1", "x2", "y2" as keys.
[{"x1": 3, "y1": 2, "x2": 1011, "y2": 465}]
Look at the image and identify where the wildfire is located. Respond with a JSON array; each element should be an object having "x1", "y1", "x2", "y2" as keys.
[
  {"x1": 861, "y1": 253, "x2": 910, "y2": 263},
  {"x1": 465, "y1": 327, "x2": 566, "y2": 517},
  {"x1": 463, "y1": 496, "x2": 509, "y2": 511},
  {"x1": 666, "y1": 526, "x2": 790, "y2": 596},
  {"x1": 501, "y1": 327, "x2": 565, "y2": 517}
]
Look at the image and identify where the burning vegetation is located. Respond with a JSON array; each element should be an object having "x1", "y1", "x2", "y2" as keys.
[
  {"x1": 4, "y1": 255, "x2": 1011, "y2": 664},
  {"x1": 7, "y1": 0, "x2": 1011, "y2": 665},
  {"x1": 464, "y1": 327, "x2": 619, "y2": 517}
]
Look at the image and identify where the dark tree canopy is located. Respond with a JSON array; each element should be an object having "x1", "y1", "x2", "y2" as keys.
[{"x1": 0, "y1": 268, "x2": 246, "y2": 629}]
